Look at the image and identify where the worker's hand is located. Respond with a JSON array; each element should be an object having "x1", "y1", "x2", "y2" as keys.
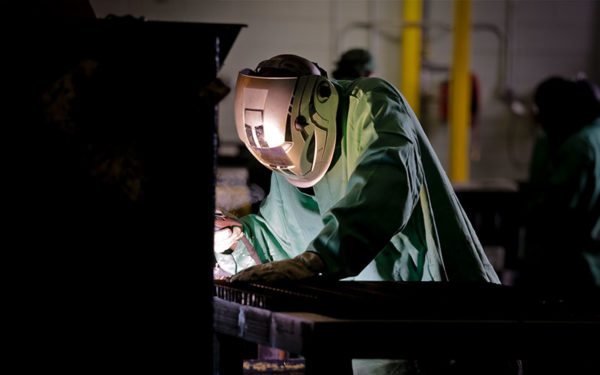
[
  {"x1": 230, "y1": 251, "x2": 325, "y2": 282},
  {"x1": 213, "y1": 264, "x2": 233, "y2": 280},
  {"x1": 214, "y1": 210, "x2": 244, "y2": 253},
  {"x1": 214, "y1": 226, "x2": 243, "y2": 253}
]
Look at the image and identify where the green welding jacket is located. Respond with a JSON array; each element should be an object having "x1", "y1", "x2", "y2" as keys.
[
  {"x1": 216, "y1": 77, "x2": 499, "y2": 282},
  {"x1": 524, "y1": 117, "x2": 600, "y2": 287}
]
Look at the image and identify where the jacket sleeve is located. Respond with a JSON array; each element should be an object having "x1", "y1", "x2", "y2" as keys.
[
  {"x1": 216, "y1": 171, "x2": 323, "y2": 275},
  {"x1": 215, "y1": 173, "x2": 289, "y2": 275},
  {"x1": 307, "y1": 79, "x2": 425, "y2": 278}
]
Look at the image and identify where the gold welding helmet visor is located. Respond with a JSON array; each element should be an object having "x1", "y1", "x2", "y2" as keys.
[{"x1": 234, "y1": 70, "x2": 338, "y2": 188}]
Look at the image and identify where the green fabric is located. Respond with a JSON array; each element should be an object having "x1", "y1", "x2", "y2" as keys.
[
  {"x1": 524, "y1": 118, "x2": 600, "y2": 287},
  {"x1": 529, "y1": 118, "x2": 600, "y2": 214},
  {"x1": 219, "y1": 77, "x2": 499, "y2": 283}
]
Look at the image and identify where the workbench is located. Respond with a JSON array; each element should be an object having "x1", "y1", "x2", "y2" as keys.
[{"x1": 212, "y1": 281, "x2": 600, "y2": 375}]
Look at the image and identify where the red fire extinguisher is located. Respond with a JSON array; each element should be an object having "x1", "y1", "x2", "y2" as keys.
[{"x1": 439, "y1": 73, "x2": 480, "y2": 128}]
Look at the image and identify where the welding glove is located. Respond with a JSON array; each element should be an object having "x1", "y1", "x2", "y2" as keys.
[
  {"x1": 230, "y1": 251, "x2": 326, "y2": 282},
  {"x1": 214, "y1": 210, "x2": 244, "y2": 253}
]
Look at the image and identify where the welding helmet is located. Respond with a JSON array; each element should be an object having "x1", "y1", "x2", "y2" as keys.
[{"x1": 234, "y1": 55, "x2": 339, "y2": 188}]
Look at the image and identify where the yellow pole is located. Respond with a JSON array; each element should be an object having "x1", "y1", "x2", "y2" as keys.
[
  {"x1": 449, "y1": 0, "x2": 471, "y2": 183},
  {"x1": 400, "y1": 0, "x2": 422, "y2": 118}
]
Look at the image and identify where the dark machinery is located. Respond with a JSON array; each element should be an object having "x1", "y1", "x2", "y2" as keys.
[{"x1": 14, "y1": 17, "x2": 243, "y2": 373}]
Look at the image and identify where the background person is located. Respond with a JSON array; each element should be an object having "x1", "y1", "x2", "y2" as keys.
[
  {"x1": 332, "y1": 48, "x2": 376, "y2": 80},
  {"x1": 519, "y1": 75, "x2": 600, "y2": 290}
]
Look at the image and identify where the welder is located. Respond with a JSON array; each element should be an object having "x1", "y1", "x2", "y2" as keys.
[{"x1": 213, "y1": 54, "x2": 498, "y2": 285}]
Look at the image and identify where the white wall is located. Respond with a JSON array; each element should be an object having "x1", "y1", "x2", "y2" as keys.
[{"x1": 90, "y1": 0, "x2": 598, "y2": 182}]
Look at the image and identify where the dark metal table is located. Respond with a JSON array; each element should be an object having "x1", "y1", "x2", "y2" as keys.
[{"x1": 213, "y1": 281, "x2": 600, "y2": 375}]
